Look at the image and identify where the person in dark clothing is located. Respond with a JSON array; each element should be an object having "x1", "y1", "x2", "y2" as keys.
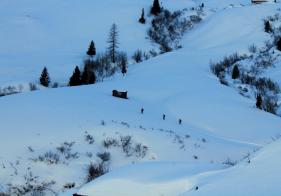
[
  {"x1": 141, "y1": 108, "x2": 144, "y2": 114},
  {"x1": 163, "y1": 114, "x2": 166, "y2": 120},
  {"x1": 179, "y1": 119, "x2": 182, "y2": 125}
]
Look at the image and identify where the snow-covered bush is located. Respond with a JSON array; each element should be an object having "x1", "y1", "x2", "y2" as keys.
[
  {"x1": 29, "y1": 83, "x2": 38, "y2": 91},
  {"x1": 103, "y1": 137, "x2": 119, "y2": 148},
  {"x1": 36, "y1": 151, "x2": 60, "y2": 165},
  {"x1": 97, "y1": 152, "x2": 111, "y2": 162},
  {"x1": 84, "y1": 132, "x2": 95, "y2": 144},
  {"x1": 86, "y1": 162, "x2": 108, "y2": 182},
  {"x1": 7, "y1": 172, "x2": 55, "y2": 196},
  {"x1": 132, "y1": 49, "x2": 143, "y2": 63},
  {"x1": 148, "y1": 9, "x2": 200, "y2": 52},
  {"x1": 134, "y1": 143, "x2": 148, "y2": 158},
  {"x1": 210, "y1": 53, "x2": 246, "y2": 78}
]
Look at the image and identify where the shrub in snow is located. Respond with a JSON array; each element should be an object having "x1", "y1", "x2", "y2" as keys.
[
  {"x1": 223, "y1": 158, "x2": 237, "y2": 166},
  {"x1": 219, "y1": 76, "x2": 228, "y2": 86},
  {"x1": 7, "y1": 171, "x2": 55, "y2": 196},
  {"x1": 0, "y1": 85, "x2": 19, "y2": 96},
  {"x1": 132, "y1": 49, "x2": 143, "y2": 63},
  {"x1": 52, "y1": 82, "x2": 59, "y2": 88},
  {"x1": 120, "y1": 135, "x2": 133, "y2": 156},
  {"x1": 84, "y1": 52, "x2": 117, "y2": 79},
  {"x1": 253, "y1": 50, "x2": 274, "y2": 69},
  {"x1": 134, "y1": 143, "x2": 148, "y2": 158},
  {"x1": 84, "y1": 132, "x2": 95, "y2": 144},
  {"x1": 248, "y1": 44, "x2": 257, "y2": 53},
  {"x1": 263, "y1": 95, "x2": 278, "y2": 114},
  {"x1": 63, "y1": 182, "x2": 75, "y2": 189},
  {"x1": 97, "y1": 152, "x2": 111, "y2": 162},
  {"x1": 101, "y1": 120, "x2": 106, "y2": 126},
  {"x1": 29, "y1": 83, "x2": 38, "y2": 91},
  {"x1": 103, "y1": 138, "x2": 119, "y2": 148},
  {"x1": 193, "y1": 155, "x2": 198, "y2": 160},
  {"x1": 148, "y1": 9, "x2": 196, "y2": 52},
  {"x1": 86, "y1": 162, "x2": 107, "y2": 182},
  {"x1": 37, "y1": 151, "x2": 60, "y2": 165},
  {"x1": 40, "y1": 67, "x2": 50, "y2": 87},
  {"x1": 210, "y1": 53, "x2": 245, "y2": 77}
]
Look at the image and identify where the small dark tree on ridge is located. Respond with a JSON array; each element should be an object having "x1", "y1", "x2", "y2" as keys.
[
  {"x1": 69, "y1": 66, "x2": 82, "y2": 86},
  {"x1": 151, "y1": 0, "x2": 161, "y2": 15},
  {"x1": 139, "y1": 8, "x2": 146, "y2": 24},
  {"x1": 40, "y1": 67, "x2": 50, "y2": 87}
]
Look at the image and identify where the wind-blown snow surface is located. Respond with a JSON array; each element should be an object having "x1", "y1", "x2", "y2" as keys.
[
  {"x1": 0, "y1": 0, "x2": 280, "y2": 195},
  {"x1": 76, "y1": 139, "x2": 281, "y2": 196}
]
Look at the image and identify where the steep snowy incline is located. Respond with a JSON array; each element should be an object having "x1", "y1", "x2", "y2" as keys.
[
  {"x1": 183, "y1": 139, "x2": 281, "y2": 196},
  {"x1": 75, "y1": 139, "x2": 281, "y2": 196},
  {"x1": 76, "y1": 162, "x2": 222, "y2": 196},
  {"x1": 0, "y1": 0, "x2": 280, "y2": 195}
]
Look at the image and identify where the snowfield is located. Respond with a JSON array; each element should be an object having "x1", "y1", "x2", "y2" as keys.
[
  {"x1": 76, "y1": 140, "x2": 281, "y2": 196},
  {"x1": 0, "y1": 0, "x2": 280, "y2": 195}
]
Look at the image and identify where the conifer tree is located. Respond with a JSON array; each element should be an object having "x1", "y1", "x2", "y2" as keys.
[
  {"x1": 139, "y1": 8, "x2": 146, "y2": 24},
  {"x1": 40, "y1": 67, "x2": 50, "y2": 87},
  {"x1": 256, "y1": 94, "x2": 262, "y2": 109},
  {"x1": 69, "y1": 66, "x2": 81, "y2": 86},
  {"x1": 264, "y1": 21, "x2": 272, "y2": 33},
  {"x1": 232, "y1": 65, "x2": 240, "y2": 79},
  {"x1": 151, "y1": 0, "x2": 161, "y2": 15},
  {"x1": 277, "y1": 38, "x2": 281, "y2": 51},
  {"x1": 87, "y1": 40, "x2": 96, "y2": 56},
  {"x1": 81, "y1": 65, "x2": 96, "y2": 85},
  {"x1": 107, "y1": 24, "x2": 119, "y2": 63},
  {"x1": 121, "y1": 64, "x2": 127, "y2": 76}
]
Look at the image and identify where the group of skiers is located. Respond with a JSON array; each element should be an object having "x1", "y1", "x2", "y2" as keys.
[{"x1": 140, "y1": 107, "x2": 182, "y2": 125}]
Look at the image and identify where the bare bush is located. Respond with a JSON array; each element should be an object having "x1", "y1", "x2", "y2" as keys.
[
  {"x1": 132, "y1": 49, "x2": 143, "y2": 63},
  {"x1": 210, "y1": 53, "x2": 245, "y2": 77},
  {"x1": 7, "y1": 171, "x2": 55, "y2": 196},
  {"x1": 97, "y1": 152, "x2": 111, "y2": 162},
  {"x1": 223, "y1": 158, "x2": 237, "y2": 166},
  {"x1": 86, "y1": 162, "x2": 107, "y2": 182},
  {"x1": 120, "y1": 135, "x2": 133, "y2": 156},
  {"x1": 37, "y1": 151, "x2": 60, "y2": 165},
  {"x1": 248, "y1": 44, "x2": 257, "y2": 53},
  {"x1": 148, "y1": 9, "x2": 198, "y2": 52},
  {"x1": 103, "y1": 138, "x2": 119, "y2": 148},
  {"x1": 134, "y1": 143, "x2": 148, "y2": 158},
  {"x1": 29, "y1": 83, "x2": 38, "y2": 91},
  {"x1": 84, "y1": 132, "x2": 95, "y2": 144}
]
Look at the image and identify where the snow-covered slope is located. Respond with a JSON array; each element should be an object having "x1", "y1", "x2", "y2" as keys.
[
  {"x1": 0, "y1": 0, "x2": 280, "y2": 195},
  {"x1": 76, "y1": 139, "x2": 281, "y2": 196},
  {"x1": 0, "y1": 0, "x2": 196, "y2": 86},
  {"x1": 183, "y1": 139, "x2": 281, "y2": 196}
]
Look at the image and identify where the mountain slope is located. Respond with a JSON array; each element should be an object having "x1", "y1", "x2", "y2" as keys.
[{"x1": 0, "y1": 0, "x2": 280, "y2": 195}]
